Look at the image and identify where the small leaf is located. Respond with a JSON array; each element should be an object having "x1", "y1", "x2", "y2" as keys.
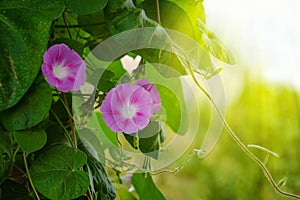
[
  {"x1": 30, "y1": 145, "x2": 89, "y2": 200},
  {"x1": 65, "y1": 0, "x2": 108, "y2": 15},
  {"x1": 0, "y1": 127, "x2": 13, "y2": 184},
  {"x1": 97, "y1": 69, "x2": 119, "y2": 93},
  {"x1": 198, "y1": 19, "x2": 236, "y2": 64},
  {"x1": 277, "y1": 177, "x2": 288, "y2": 187},
  {"x1": 138, "y1": 121, "x2": 161, "y2": 159},
  {"x1": 13, "y1": 129, "x2": 47, "y2": 154},
  {"x1": 132, "y1": 173, "x2": 166, "y2": 200},
  {"x1": 0, "y1": 78, "x2": 52, "y2": 131},
  {"x1": 123, "y1": 133, "x2": 139, "y2": 150}
]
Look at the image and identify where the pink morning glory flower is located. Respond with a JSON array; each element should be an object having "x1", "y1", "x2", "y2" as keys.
[
  {"x1": 136, "y1": 79, "x2": 161, "y2": 114},
  {"x1": 41, "y1": 44, "x2": 86, "y2": 92},
  {"x1": 100, "y1": 80, "x2": 161, "y2": 134}
]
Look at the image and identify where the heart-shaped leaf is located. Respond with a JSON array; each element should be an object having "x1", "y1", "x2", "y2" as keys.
[
  {"x1": 0, "y1": 0, "x2": 64, "y2": 111},
  {"x1": 30, "y1": 145, "x2": 89, "y2": 200},
  {"x1": 13, "y1": 129, "x2": 47, "y2": 154},
  {"x1": 0, "y1": 78, "x2": 52, "y2": 131}
]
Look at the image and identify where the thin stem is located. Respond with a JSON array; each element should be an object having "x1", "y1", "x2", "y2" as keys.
[
  {"x1": 62, "y1": 93, "x2": 77, "y2": 148},
  {"x1": 13, "y1": 144, "x2": 20, "y2": 158},
  {"x1": 156, "y1": 0, "x2": 161, "y2": 24},
  {"x1": 23, "y1": 152, "x2": 40, "y2": 200},
  {"x1": 62, "y1": 11, "x2": 72, "y2": 39},
  {"x1": 187, "y1": 65, "x2": 300, "y2": 199},
  {"x1": 50, "y1": 109, "x2": 74, "y2": 146}
]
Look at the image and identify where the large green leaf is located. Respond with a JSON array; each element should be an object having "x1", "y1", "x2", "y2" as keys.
[
  {"x1": 0, "y1": 127, "x2": 13, "y2": 184},
  {"x1": 0, "y1": 0, "x2": 64, "y2": 111},
  {"x1": 30, "y1": 145, "x2": 89, "y2": 200},
  {"x1": 0, "y1": 78, "x2": 52, "y2": 131},
  {"x1": 65, "y1": 0, "x2": 108, "y2": 15},
  {"x1": 13, "y1": 129, "x2": 47, "y2": 154},
  {"x1": 132, "y1": 173, "x2": 166, "y2": 200}
]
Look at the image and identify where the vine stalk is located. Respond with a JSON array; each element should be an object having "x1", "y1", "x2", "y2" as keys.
[
  {"x1": 62, "y1": 93, "x2": 77, "y2": 148},
  {"x1": 23, "y1": 152, "x2": 40, "y2": 200},
  {"x1": 187, "y1": 65, "x2": 300, "y2": 199},
  {"x1": 156, "y1": 0, "x2": 161, "y2": 24}
]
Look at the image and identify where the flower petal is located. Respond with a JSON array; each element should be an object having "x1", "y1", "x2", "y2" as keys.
[
  {"x1": 136, "y1": 79, "x2": 161, "y2": 114},
  {"x1": 100, "y1": 88, "x2": 122, "y2": 132}
]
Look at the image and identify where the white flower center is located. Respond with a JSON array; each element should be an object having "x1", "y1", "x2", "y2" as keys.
[
  {"x1": 122, "y1": 103, "x2": 136, "y2": 118},
  {"x1": 53, "y1": 63, "x2": 68, "y2": 79}
]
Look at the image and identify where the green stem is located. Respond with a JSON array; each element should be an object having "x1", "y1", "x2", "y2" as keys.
[
  {"x1": 23, "y1": 152, "x2": 40, "y2": 200},
  {"x1": 62, "y1": 93, "x2": 77, "y2": 148},
  {"x1": 187, "y1": 65, "x2": 300, "y2": 199},
  {"x1": 13, "y1": 144, "x2": 20, "y2": 158},
  {"x1": 62, "y1": 11, "x2": 72, "y2": 39},
  {"x1": 50, "y1": 109, "x2": 74, "y2": 147},
  {"x1": 156, "y1": 0, "x2": 161, "y2": 24}
]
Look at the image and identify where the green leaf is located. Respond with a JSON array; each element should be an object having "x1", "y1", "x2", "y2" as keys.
[
  {"x1": 65, "y1": 0, "x2": 108, "y2": 15},
  {"x1": 97, "y1": 69, "x2": 119, "y2": 93},
  {"x1": 96, "y1": 112, "x2": 119, "y2": 146},
  {"x1": 197, "y1": 19, "x2": 236, "y2": 64},
  {"x1": 30, "y1": 145, "x2": 89, "y2": 200},
  {"x1": 77, "y1": 11, "x2": 109, "y2": 37},
  {"x1": 1, "y1": 179, "x2": 35, "y2": 200},
  {"x1": 132, "y1": 173, "x2": 166, "y2": 200},
  {"x1": 0, "y1": 0, "x2": 64, "y2": 111},
  {"x1": 156, "y1": 84, "x2": 181, "y2": 133},
  {"x1": 0, "y1": 127, "x2": 13, "y2": 184},
  {"x1": 0, "y1": 78, "x2": 52, "y2": 131},
  {"x1": 13, "y1": 129, "x2": 47, "y2": 154},
  {"x1": 105, "y1": 0, "x2": 157, "y2": 34},
  {"x1": 123, "y1": 133, "x2": 139, "y2": 150},
  {"x1": 116, "y1": 187, "x2": 137, "y2": 200},
  {"x1": 141, "y1": 0, "x2": 205, "y2": 37},
  {"x1": 138, "y1": 121, "x2": 161, "y2": 159},
  {"x1": 45, "y1": 124, "x2": 69, "y2": 148},
  {"x1": 144, "y1": 64, "x2": 188, "y2": 135}
]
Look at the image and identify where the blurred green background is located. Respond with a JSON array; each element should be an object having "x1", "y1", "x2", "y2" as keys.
[{"x1": 154, "y1": 71, "x2": 300, "y2": 200}]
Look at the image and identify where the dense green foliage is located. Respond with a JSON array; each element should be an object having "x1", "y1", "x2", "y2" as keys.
[{"x1": 1, "y1": 0, "x2": 298, "y2": 199}]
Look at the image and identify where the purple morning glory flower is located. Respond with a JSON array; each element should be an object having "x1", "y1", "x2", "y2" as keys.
[
  {"x1": 100, "y1": 80, "x2": 161, "y2": 134},
  {"x1": 41, "y1": 44, "x2": 86, "y2": 92}
]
